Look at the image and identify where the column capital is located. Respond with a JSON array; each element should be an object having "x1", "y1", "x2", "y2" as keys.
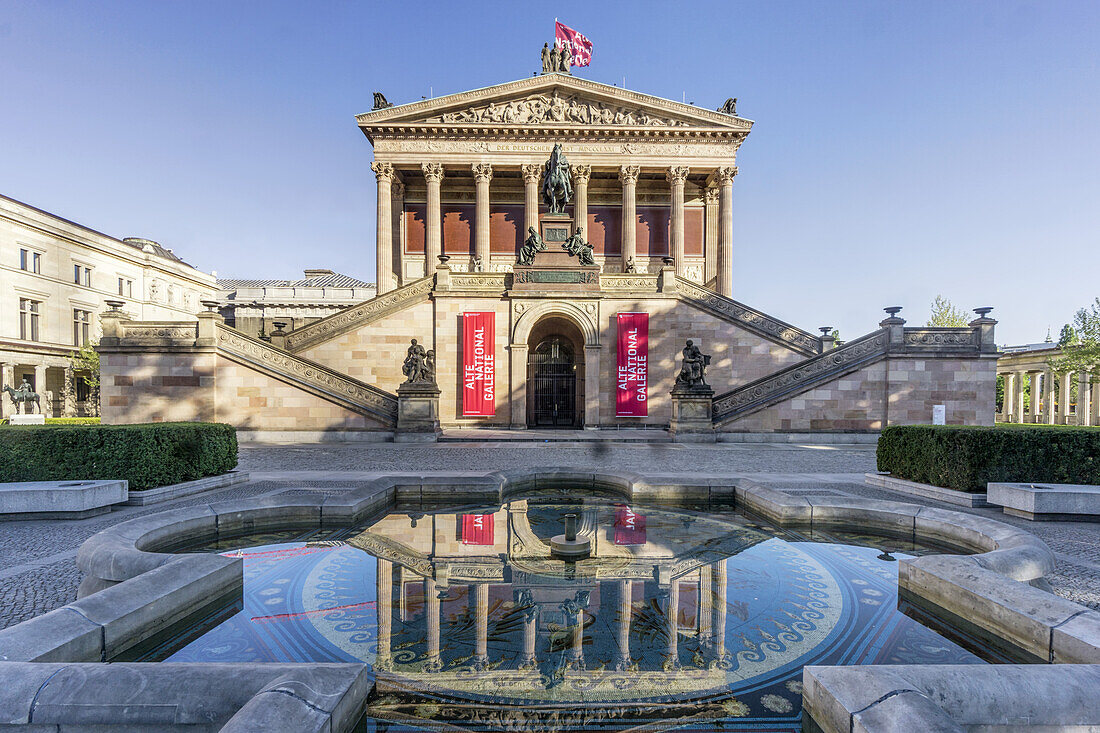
[
  {"x1": 391, "y1": 179, "x2": 405, "y2": 199},
  {"x1": 371, "y1": 161, "x2": 395, "y2": 182},
  {"x1": 703, "y1": 185, "x2": 719, "y2": 204},
  {"x1": 521, "y1": 163, "x2": 541, "y2": 184},
  {"x1": 572, "y1": 164, "x2": 592, "y2": 185},
  {"x1": 421, "y1": 162, "x2": 445, "y2": 183},
  {"x1": 618, "y1": 165, "x2": 640, "y2": 185},
  {"x1": 665, "y1": 165, "x2": 690, "y2": 185},
  {"x1": 472, "y1": 162, "x2": 493, "y2": 183},
  {"x1": 715, "y1": 165, "x2": 738, "y2": 185}
]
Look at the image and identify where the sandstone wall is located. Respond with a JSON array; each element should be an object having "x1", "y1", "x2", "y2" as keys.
[{"x1": 100, "y1": 350, "x2": 216, "y2": 424}]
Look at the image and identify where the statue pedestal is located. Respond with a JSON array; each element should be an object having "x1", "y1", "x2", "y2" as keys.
[
  {"x1": 9, "y1": 414, "x2": 45, "y2": 426},
  {"x1": 669, "y1": 386, "x2": 716, "y2": 443},
  {"x1": 539, "y1": 214, "x2": 574, "y2": 245},
  {"x1": 395, "y1": 382, "x2": 442, "y2": 443}
]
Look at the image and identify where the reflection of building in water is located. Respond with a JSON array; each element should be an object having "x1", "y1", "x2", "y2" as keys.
[{"x1": 346, "y1": 500, "x2": 770, "y2": 700}]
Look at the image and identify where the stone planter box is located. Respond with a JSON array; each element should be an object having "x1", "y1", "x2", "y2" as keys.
[
  {"x1": 123, "y1": 471, "x2": 250, "y2": 506},
  {"x1": 0, "y1": 479, "x2": 127, "y2": 519},
  {"x1": 865, "y1": 472, "x2": 989, "y2": 507},
  {"x1": 987, "y1": 482, "x2": 1100, "y2": 521}
]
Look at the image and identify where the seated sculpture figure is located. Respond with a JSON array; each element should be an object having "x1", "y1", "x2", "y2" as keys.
[
  {"x1": 518, "y1": 227, "x2": 547, "y2": 266},
  {"x1": 675, "y1": 339, "x2": 711, "y2": 389},
  {"x1": 402, "y1": 339, "x2": 433, "y2": 384},
  {"x1": 562, "y1": 227, "x2": 596, "y2": 266}
]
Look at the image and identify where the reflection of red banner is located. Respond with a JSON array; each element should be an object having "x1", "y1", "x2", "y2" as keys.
[
  {"x1": 462, "y1": 312, "x2": 495, "y2": 416},
  {"x1": 616, "y1": 313, "x2": 648, "y2": 417},
  {"x1": 462, "y1": 514, "x2": 494, "y2": 545},
  {"x1": 614, "y1": 506, "x2": 646, "y2": 545}
]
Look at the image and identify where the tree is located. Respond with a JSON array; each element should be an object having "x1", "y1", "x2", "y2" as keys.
[
  {"x1": 927, "y1": 296, "x2": 969, "y2": 327},
  {"x1": 1050, "y1": 298, "x2": 1100, "y2": 376},
  {"x1": 68, "y1": 341, "x2": 100, "y2": 416}
]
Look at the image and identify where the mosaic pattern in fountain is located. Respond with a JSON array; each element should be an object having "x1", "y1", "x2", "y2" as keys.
[{"x1": 147, "y1": 496, "x2": 986, "y2": 731}]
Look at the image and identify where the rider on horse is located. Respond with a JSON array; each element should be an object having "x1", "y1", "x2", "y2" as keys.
[{"x1": 541, "y1": 143, "x2": 573, "y2": 214}]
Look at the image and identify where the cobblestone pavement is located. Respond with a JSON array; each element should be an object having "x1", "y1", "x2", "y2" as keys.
[{"x1": 1, "y1": 440, "x2": 1097, "y2": 631}]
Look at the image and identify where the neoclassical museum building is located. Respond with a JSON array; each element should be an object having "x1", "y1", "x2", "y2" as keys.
[{"x1": 99, "y1": 71, "x2": 998, "y2": 439}]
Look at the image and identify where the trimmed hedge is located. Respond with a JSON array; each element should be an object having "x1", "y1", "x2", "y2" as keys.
[
  {"x1": 877, "y1": 424, "x2": 1100, "y2": 493},
  {"x1": 0, "y1": 422, "x2": 237, "y2": 491}
]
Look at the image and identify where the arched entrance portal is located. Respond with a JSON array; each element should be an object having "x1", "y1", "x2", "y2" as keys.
[{"x1": 526, "y1": 317, "x2": 585, "y2": 428}]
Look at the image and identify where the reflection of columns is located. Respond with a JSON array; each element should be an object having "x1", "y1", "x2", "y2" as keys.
[
  {"x1": 616, "y1": 580, "x2": 632, "y2": 671},
  {"x1": 521, "y1": 164, "x2": 541, "y2": 237},
  {"x1": 519, "y1": 601, "x2": 538, "y2": 671},
  {"x1": 371, "y1": 162, "x2": 395, "y2": 294},
  {"x1": 569, "y1": 606, "x2": 585, "y2": 670},
  {"x1": 1014, "y1": 372, "x2": 1026, "y2": 423},
  {"x1": 376, "y1": 559, "x2": 392, "y2": 669},
  {"x1": 697, "y1": 567, "x2": 713, "y2": 649},
  {"x1": 1044, "y1": 370, "x2": 1057, "y2": 425},
  {"x1": 715, "y1": 166, "x2": 737, "y2": 297},
  {"x1": 663, "y1": 580, "x2": 680, "y2": 671},
  {"x1": 666, "y1": 166, "x2": 689, "y2": 275},
  {"x1": 1059, "y1": 372, "x2": 1073, "y2": 424},
  {"x1": 424, "y1": 577, "x2": 442, "y2": 672},
  {"x1": 1001, "y1": 372, "x2": 1014, "y2": 422},
  {"x1": 422, "y1": 163, "x2": 444, "y2": 274},
  {"x1": 619, "y1": 165, "x2": 640, "y2": 271},
  {"x1": 509, "y1": 344, "x2": 529, "y2": 429},
  {"x1": 472, "y1": 163, "x2": 493, "y2": 268},
  {"x1": 703, "y1": 186, "x2": 719, "y2": 287},
  {"x1": 473, "y1": 583, "x2": 489, "y2": 669},
  {"x1": 573, "y1": 165, "x2": 591, "y2": 236},
  {"x1": 710, "y1": 562, "x2": 728, "y2": 667}
]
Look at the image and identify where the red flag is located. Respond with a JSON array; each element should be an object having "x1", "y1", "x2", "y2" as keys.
[
  {"x1": 462, "y1": 514, "x2": 495, "y2": 545},
  {"x1": 616, "y1": 313, "x2": 649, "y2": 417},
  {"x1": 555, "y1": 21, "x2": 592, "y2": 68},
  {"x1": 462, "y1": 312, "x2": 495, "y2": 417}
]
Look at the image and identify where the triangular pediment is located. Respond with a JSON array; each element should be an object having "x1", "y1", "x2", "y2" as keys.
[{"x1": 357, "y1": 74, "x2": 752, "y2": 132}]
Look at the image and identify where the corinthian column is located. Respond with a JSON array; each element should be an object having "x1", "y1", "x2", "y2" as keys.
[
  {"x1": 521, "y1": 163, "x2": 541, "y2": 238},
  {"x1": 663, "y1": 580, "x2": 680, "y2": 671},
  {"x1": 666, "y1": 166, "x2": 689, "y2": 276},
  {"x1": 391, "y1": 179, "x2": 405, "y2": 286},
  {"x1": 573, "y1": 164, "x2": 591, "y2": 235},
  {"x1": 422, "y1": 163, "x2": 444, "y2": 274},
  {"x1": 371, "y1": 161, "x2": 395, "y2": 294},
  {"x1": 473, "y1": 583, "x2": 489, "y2": 670},
  {"x1": 619, "y1": 165, "x2": 640, "y2": 272},
  {"x1": 472, "y1": 163, "x2": 493, "y2": 269},
  {"x1": 376, "y1": 558, "x2": 392, "y2": 669},
  {"x1": 715, "y1": 166, "x2": 737, "y2": 297},
  {"x1": 703, "y1": 186, "x2": 719, "y2": 286},
  {"x1": 711, "y1": 562, "x2": 729, "y2": 667},
  {"x1": 616, "y1": 580, "x2": 632, "y2": 671}
]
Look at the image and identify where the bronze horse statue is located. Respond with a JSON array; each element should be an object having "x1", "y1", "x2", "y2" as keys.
[
  {"x1": 3, "y1": 382, "x2": 41, "y2": 414},
  {"x1": 541, "y1": 143, "x2": 572, "y2": 214}
]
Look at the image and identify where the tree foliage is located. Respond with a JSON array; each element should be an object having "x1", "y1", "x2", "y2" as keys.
[
  {"x1": 927, "y1": 295, "x2": 969, "y2": 327},
  {"x1": 69, "y1": 341, "x2": 100, "y2": 391},
  {"x1": 1050, "y1": 298, "x2": 1100, "y2": 375}
]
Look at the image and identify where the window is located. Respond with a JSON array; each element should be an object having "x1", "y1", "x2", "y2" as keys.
[
  {"x1": 19, "y1": 298, "x2": 41, "y2": 341},
  {"x1": 20, "y1": 249, "x2": 39, "y2": 273},
  {"x1": 74, "y1": 265, "x2": 91, "y2": 286},
  {"x1": 73, "y1": 309, "x2": 91, "y2": 346},
  {"x1": 118, "y1": 277, "x2": 133, "y2": 298}
]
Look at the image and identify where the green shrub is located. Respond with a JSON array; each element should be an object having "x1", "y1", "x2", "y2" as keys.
[
  {"x1": 0, "y1": 422, "x2": 237, "y2": 491},
  {"x1": 877, "y1": 424, "x2": 1100, "y2": 492},
  {"x1": 45, "y1": 417, "x2": 101, "y2": 425}
]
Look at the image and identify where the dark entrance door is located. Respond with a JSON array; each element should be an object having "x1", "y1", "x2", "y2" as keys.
[{"x1": 529, "y1": 336, "x2": 577, "y2": 427}]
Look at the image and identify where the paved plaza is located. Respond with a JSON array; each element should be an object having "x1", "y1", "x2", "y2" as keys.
[{"x1": 1, "y1": 441, "x2": 1098, "y2": 631}]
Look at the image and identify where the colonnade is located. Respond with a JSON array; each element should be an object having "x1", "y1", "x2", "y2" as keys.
[
  {"x1": 370, "y1": 161, "x2": 739, "y2": 297},
  {"x1": 1001, "y1": 369, "x2": 1099, "y2": 426},
  {"x1": 374, "y1": 558, "x2": 733, "y2": 673}
]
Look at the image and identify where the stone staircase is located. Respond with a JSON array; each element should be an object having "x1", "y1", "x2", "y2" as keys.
[
  {"x1": 675, "y1": 277, "x2": 821, "y2": 357},
  {"x1": 284, "y1": 276, "x2": 434, "y2": 352},
  {"x1": 216, "y1": 324, "x2": 398, "y2": 424},
  {"x1": 712, "y1": 328, "x2": 890, "y2": 424}
]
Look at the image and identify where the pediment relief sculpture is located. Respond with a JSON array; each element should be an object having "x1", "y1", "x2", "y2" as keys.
[{"x1": 435, "y1": 91, "x2": 691, "y2": 127}]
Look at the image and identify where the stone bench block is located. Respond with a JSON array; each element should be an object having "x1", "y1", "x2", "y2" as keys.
[
  {"x1": 987, "y1": 481, "x2": 1100, "y2": 520},
  {"x1": 864, "y1": 472, "x2": 988, "y2": 507},
  {"x1": 0, "y1": 479, "x2": 127, "y2": 520},
  {"x1": 1052, "y1": 610, "x2": 1100, "y2": 663},
  {"x1": 123, "y1": 470, "x2": 250, "y2": 506},
  {"x1": 852, "y1": 690, "x2": 963, "y2": 733},
  {"x1": 0, "y1": 608, "x2": 104, "y2": 663}
]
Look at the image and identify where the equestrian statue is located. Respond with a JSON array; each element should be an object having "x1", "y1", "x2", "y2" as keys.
[
  {"x1": 541, "y1": 143, "x2": 572, "y2": 214},
  {"x1": 3, "y1": 378, "x2": 42, "y2": 414}
]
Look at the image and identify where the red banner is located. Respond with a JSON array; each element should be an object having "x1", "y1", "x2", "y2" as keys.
[
  {"x1": 555, "y1": 21, "x2": 592, "y2": 67},
  {"x1": 462, "y1": 514, "x2": 495, "y2": 545},
  {"x1": 614, "y1": 506, "x2": 646, "y2": 546},
  {"x1": 462, "y1": 312, "x2": 495, "y2": 416},
  {"x1": 616, "y1": 312, "x2": 648, "y2": 417}
]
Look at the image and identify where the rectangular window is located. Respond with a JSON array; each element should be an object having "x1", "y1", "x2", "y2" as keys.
[
  {"x1": 74, "y1": 265, "x2": 91, "y2": 286},
  {"x1": 19, "y1": 298, "x2": 41, "y2": 341},
  {"x1": 75, "y1": 264, "x2": 81, "y2": 284},
  {"x1": 118, "y1": 277, "x2": 133, "y2": 297},
  {"x1": 32, "y1": 252, "x2": 41, "y2": 274},
  {"x1": 20, "y1": 249, "x2": 28, "y2": 271},
  {"x1": 73, "y1": 309, "x2": 91, "y2": 346}
]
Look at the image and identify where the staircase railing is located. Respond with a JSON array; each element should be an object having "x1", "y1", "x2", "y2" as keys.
[
  {"x1": 284, "y1": 276, "x2": 435, "y2": 352},
  {"x1": 712, "y1": 328, "x2": 889, "y2": 424},
  {"x1": 217, "y1": 324, "x2": 397, "y2": 424}
]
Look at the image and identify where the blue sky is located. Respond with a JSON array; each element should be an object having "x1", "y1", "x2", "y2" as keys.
[{"x1": 1, "y1": 1, "x2": 1097, "y2": 344}]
